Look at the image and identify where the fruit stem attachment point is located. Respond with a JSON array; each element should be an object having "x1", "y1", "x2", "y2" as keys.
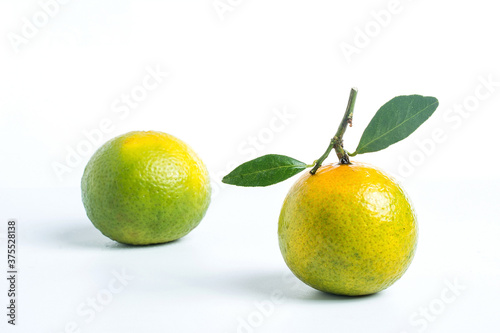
[{"x1": 310, "y1": 87, "x2": 358, "y2": 174}]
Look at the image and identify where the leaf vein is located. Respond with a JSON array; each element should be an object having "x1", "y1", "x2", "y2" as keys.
[{"x1": 224, "y1": 164, "x2": 305, "y2": 179}]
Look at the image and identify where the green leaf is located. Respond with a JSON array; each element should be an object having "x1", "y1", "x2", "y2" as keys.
[
  {"x1": 222, "y1": 154, "x2": 307, "y2": 187},
  {"x1": 353, "y1": 95, "x2": 439, "y2": 155}
]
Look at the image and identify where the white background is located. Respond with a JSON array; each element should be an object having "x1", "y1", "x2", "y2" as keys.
[{"x1": 1, "y1": 1, "x2": 499, "y2": 332}]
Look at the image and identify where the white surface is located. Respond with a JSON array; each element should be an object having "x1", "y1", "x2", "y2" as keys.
[
  {"x1": 1, "y1": 0, "x2": 500, "y2": 332},
  {"x1": 1, "y1": 180, "x2": 500, "y2": 333}
]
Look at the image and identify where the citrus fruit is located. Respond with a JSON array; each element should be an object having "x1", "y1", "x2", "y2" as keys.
[
  {"x1": 81, "y1": 131, "x2": 211, "y2": 245},
  {"x1": 278, "y1": 162, "x2": 417, "y2": 296}
]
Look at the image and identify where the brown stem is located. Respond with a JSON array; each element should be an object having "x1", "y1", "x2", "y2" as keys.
[{"x1": 310, "y1": 88, "x2": 358, "y2": 174}]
